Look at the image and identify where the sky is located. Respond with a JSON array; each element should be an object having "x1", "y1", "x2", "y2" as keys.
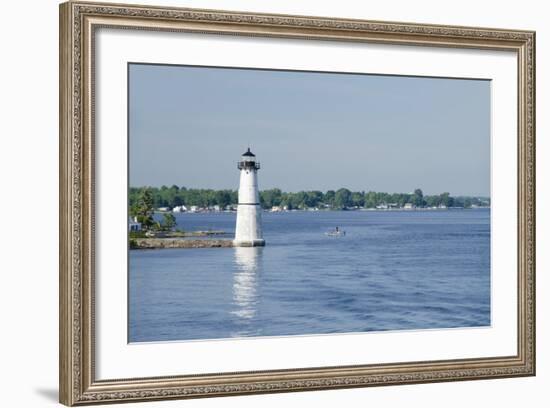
[{"x1": 129, "y1": 63, "x2": 490, "y2": 196}]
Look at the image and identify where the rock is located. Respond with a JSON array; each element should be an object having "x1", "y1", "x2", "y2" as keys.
[{"x1": 132, "y1": 238, "x2": 234, "y2": 249}]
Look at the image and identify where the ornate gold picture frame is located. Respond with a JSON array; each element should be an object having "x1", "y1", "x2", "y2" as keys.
[{"x1": 59, "y1": 1, "x2": 535, "y2": 405}]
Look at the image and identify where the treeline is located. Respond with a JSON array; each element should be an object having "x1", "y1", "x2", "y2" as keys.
[{"x1": 129, "y1": 186, "x2": 490, "y2": 210}]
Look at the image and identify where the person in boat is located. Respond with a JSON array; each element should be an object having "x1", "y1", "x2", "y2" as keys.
[{"x1": 326, "y1": 226, "x2": 344, "y2": 236}]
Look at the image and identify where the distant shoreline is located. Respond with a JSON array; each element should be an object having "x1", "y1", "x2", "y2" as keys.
[
  {"x1": 153, "y1": 206, "x2": 490, "y2": 215},
  {"x1": 130, "y1": 186, "x2": 490, "y2": 215}
]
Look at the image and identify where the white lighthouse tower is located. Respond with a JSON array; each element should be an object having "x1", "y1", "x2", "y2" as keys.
[{"x1": 234, "y1": 148, "x2": 265, "y2": 247}]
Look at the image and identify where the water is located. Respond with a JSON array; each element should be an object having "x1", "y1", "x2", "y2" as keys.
[{"x1": 129, "y1": 209, "x2": 490, "y2": 342}]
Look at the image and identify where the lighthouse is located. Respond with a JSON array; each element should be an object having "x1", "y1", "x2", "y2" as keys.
[{"x1": 234, "y1": 148, "x2": 265, "y2": 247}]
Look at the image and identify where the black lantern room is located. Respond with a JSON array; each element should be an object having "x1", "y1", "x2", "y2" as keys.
[{"x1": 237, "y1": 148, "x2": 260, "y2": 170}]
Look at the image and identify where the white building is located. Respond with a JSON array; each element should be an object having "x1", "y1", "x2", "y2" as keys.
[
  {"x1": 234, "y1": 148, "x2": 265, "y2": 247},
  {"x1": 128, "y1": 217, "x2": 141, "y2": 232},
  {"x1": 172, "y1": 205, "x2": 187, "y2": 213}
]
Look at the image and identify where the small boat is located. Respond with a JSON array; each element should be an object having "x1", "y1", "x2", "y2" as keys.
[{"x1": 325, "y1": 227, "x2": 346, "y2": 237}]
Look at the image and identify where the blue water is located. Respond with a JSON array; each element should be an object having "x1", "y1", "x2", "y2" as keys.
[{"x1": 129, "y1": 209, "x2": 490, "y2": 342}]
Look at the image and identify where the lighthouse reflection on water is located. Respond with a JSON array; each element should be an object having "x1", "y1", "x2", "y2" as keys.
[{"x1": 231, "y1": 246, "x2": 263, "y2": 336}]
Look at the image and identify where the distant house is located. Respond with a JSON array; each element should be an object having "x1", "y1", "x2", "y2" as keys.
[
  {"x1": 157, "y1": 207, "x2": 170, "y2": 212},
  {"x1": 403, "y1": 203, "x2": 415, "y2": 210},
  {"x1": 189, "y1": 206, "x2": 199, "y2": 213},
  {"x1": 129, "y1": 217, "x2": 141, "y2": 232},
  {"x1": 172, "y1": 205, "x2": 187, "y2": 213}
]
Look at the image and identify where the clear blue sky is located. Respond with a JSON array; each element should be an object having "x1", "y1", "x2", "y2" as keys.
[{"x1": 129, "y1": 63, "x2": 490, "y2": 196}]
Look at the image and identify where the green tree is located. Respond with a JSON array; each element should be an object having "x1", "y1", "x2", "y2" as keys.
[
  {"x1": 389, "y1": 193, "x2": 404, "y2": 207},
  {"x1": 334, "y1": 188, "x2": 352, "y2": 209},
  {"x1": 440, "y1": 192, "x2": 452, "y2": 207},
  {"x1": 424, "y1": 195, "x2": 438, "y2": 207},
  {"x1": 305, "y1": 191, "x2": 323, "y2": 208},
  {"x1": 214, "y1": 190, "x2": 232, "y2": 208},
  {"x1": 324, "y1": 190, "x2": 336, "y2": 207},
  {"x1": 351, "y1": 191, "x2": 365, "y2": 207},
  {"x1": 130, "y1": 187, "x2": 155, "y2": 229},
  {"x1": 289, "y1": 191, "x2": 308, "y2": 209},
  {"x1": 365, "y1": 191, "x2": 377, "y2": 208},
  {"x1": 161, "y1": 212, "x2": 177, "y2": 230},
  {"x1": 412, "y1": 188, "x2": 424, "y2": 207},
  {"x1": 260, "y1": 188, "x2": 283, "y2": 208}
]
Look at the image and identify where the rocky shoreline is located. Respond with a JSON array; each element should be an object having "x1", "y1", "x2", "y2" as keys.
[{"x1": 131, "y1": 238, "x2": 234, "y2": 249}]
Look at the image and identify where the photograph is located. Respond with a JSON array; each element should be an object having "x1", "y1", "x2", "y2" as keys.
[
  {"x1": 127, "y1": 63, "x2": 491, "y2": 343},
  {"x1": 56, "y1": 2, "x2": 536, "y2": 405}
]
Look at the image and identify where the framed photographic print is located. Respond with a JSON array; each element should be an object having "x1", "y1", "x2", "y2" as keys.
[{"x1": 59, "y1": 1, "x2": 536, "y2": 405}]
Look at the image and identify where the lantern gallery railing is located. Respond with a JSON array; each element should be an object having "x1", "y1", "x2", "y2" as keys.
[{"x1": 237, "y1": 161, "x2": 261, "y2": 170}]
